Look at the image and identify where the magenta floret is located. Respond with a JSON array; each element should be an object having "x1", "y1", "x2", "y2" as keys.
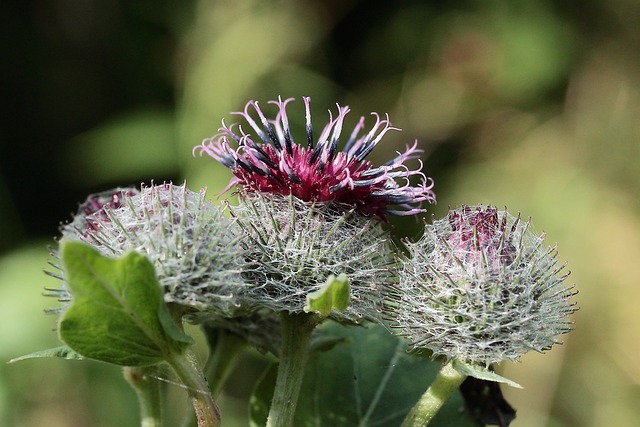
[{"x1": 194, "y1": 96, "x2": 435, "y2": 218}]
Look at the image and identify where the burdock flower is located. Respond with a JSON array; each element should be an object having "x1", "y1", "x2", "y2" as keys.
[
  {"x1": 388, "y1": 205, "x2": 577, "y2": 365},
  {"x1": 191, "y1": 97, "x2": 436, "y2": 320},
  {"x1": 49, "y1": 183, "x2": 245, "y2": 318},
  {"x1": 193, "y1": 96, "x2": 435, "y2": 218}
]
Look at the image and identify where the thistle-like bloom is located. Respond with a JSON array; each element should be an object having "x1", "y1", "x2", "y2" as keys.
[
  {"x1": 228, "y1": 192, "x2": 397, "y2": 323},
  {"x1": 193, "y1": 96, "x2": 435, "y2": 218},
  {"x1": 387, "y1": 205, "x2": 577, "y2": 365},
  {"x1": 49, "y1": 183, "x2": 245, "y2": 318}
]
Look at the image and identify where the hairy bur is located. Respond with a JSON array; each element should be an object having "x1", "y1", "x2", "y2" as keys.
[
  {"x1": 228, "y1": 192, "x2": 397, "y2": 323},
  {"x1": 388, "y1": 205, "x2": 577, "y2": 365},
  {"x1": 49, "y1": 183, "x2": 246, "y2": 318}
]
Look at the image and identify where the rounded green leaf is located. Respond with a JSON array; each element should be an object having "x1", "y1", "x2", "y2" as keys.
[{"x1": 58, "y1": 240, "x2": 192, "y2": 366}]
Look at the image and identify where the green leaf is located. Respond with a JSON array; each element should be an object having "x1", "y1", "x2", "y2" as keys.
[
  {"x1": 250, "y1": 322, "x2": 481, "y2": 427},
  {"x1": 452, "y1": 359, "x2": 522, "y2": 389},
  {"x1": 58, "y1": 240, "x2": 193, "y2": 366},
  {"x1": 8, "y1": 345, "x2": 85, "y2": 363},
  {"x1": 304, "y1": 273, "x2": 350, "y2": 317}
]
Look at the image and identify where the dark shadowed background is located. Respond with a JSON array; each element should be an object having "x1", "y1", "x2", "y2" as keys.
[{"x1": 2, "y1": 1, "x2": 640, "y2": 426}]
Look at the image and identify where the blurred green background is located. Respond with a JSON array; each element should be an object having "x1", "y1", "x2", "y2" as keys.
[{"x1": 2, "y1": 0, "x2": 640, "y2": 425}]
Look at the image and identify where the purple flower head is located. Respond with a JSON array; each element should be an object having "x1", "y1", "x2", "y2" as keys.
[
  {"x1": 446, "y1": 205, "x2": 519, "y2": 268},
  {"x1": 193, "y1": 97, "x2": 435, "y2": 218}
]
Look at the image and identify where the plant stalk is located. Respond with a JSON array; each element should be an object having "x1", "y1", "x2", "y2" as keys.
[
  {"x1": 266, "y1": 312, "x2": 316, "y2": 427},
  {"x1": 167, "y1": 349, "x2": 221, "y2": 427},
  {"x1": 400, "y1": 360, "x2": 467, "y2": 427},
  {"x1": 123, "y1": 365, "x2": 163, "y2": 427}
]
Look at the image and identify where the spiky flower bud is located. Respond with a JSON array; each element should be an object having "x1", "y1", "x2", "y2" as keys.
[
  {"x1": 387, "y1": 205, "x2": 577, "y2": 365},
  {"x1": 52, "y1": 183, "x2": 245, "y2": 318},
  {"x1": 228, "y1": 192, "x2": 397, "y2": 323}
]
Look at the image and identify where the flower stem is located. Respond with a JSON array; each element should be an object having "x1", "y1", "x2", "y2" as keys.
[
  {"x1": 400, "y1": 360, "x2": 467, "y2": 427},
  {"x1": 266, "y1": 312, "x2": 316, "y2": 427},
  {"x1": 167, "y1": 349, "x2": 221, "y2": 427},
  {"x1": 123, "y1": 365, "x2": 163, "y2": 427}
]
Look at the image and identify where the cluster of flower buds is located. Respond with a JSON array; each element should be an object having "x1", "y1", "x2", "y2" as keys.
[{"x1": 53, "y1": 97, "x2": 576, "y2": 364}]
